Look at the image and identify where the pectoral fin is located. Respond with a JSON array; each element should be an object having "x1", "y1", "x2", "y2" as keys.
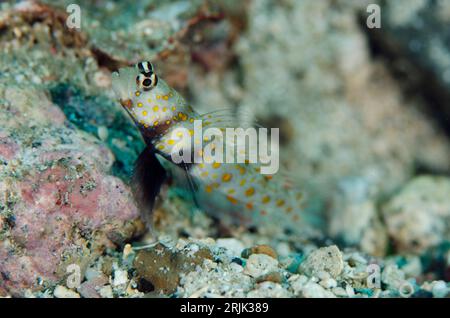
[{"x1": 132, "y1": 146, "x2": 167, "y2": 227}]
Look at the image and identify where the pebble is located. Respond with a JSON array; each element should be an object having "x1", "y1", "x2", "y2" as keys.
[
  {"x1": 432, "y1": 281, "x2": 448, "y2": 298},
  {"x1": 288, "y1": 274, "x2": 309, "y2": 295},
  {"x1": 255, "y1": 272, "x2": 283, "y2": 284},
  {"x1": 242, "y1": 245, "x2": 278, "y2": 259},
  {"x1": 229, "y1": 262, "x2": 244, "y2": 273},
  {"x1": 332, "y1": 287, "x2": 348, "y2": 297},
  {"x1": 133, "y1": 243, "x2": 213, "y2": 294},
  {"x1": 112, "y1": 269, "x2": 128, "y2": 288},
  {"x1": 97, "y1": 126, "x2": 109, "y2": 141},
  {"x1": 320, "y1": 278, "x2": 337, "y2": 289},
  {"x1": 301, "y1": 282, "x2": 336, "y2": 298},
  {"x1": 382, "y1": 176, "x2": 450, "y2": 254},
  {"x1": 400, "y1": 256, "x2": 422, "y2": 277},
  {"x1": 244, "y1": 254, "x2": 279, "y2": 278},
  {"x1": 99, "y1": 285, "x2": 114, "y2": 298},
  {"x1": 276, "y1": 242, "x2": 291, "y2": 258},
  {"x1": 247, "y1": 282, "x2": 292, "y2": 298},
  {"x1": 53, "y1": 285, "x2": 80, "y2": 298},
  {"x1": 299, "y1": 245, "x2": 344, "y2": 278},
  {"x1": 381, "y1": 264, "x2": 405, "y2": 290},
  {"x1": 93, "y1": 70, "x2": 112, "y2": 88},
  {"x1": 345, "y1": 285, "x2": 355, "y2": 297},
  {"x1": 84, "y1": 268, "x2": 103, "y2": 281},
  {"x1": 316, "y1": 271, "x2": 331, "y2": 280},
  {"x1": 216, "y1": 238, "x2": 245, "y2": 257},
  {"x1": 123, "y1": 243, "x2": 133, "y2": 259}
]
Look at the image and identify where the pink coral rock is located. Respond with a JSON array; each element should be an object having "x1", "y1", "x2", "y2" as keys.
[{"x1": 0, "y1": 87, "x2": 144, "y2": 296}]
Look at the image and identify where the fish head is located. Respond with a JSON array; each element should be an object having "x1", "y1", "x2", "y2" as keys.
[{"x1": 112, "y1": 61, "x2": 176, "y2": 129}]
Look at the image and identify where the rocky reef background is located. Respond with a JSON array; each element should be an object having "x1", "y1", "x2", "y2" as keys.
[{"x1": 0, "y1": 0, "x2": 449, "y2": 298}]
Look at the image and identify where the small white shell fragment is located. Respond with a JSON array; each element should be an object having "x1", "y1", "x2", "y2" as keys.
[
  {"x1": 320, "y1": 278, "x2": 337, "y2": 289},
  {"x1": 53, "y1": 285, "x2": 80, "y2": 298},
  {"x1": 229, "y1": 262, "x2": 244, "y2": 273},
  {"x1": 432, "y1": 281, "x2": 448, "y2": 298},
  {"x1": 216, "y1": 238, "x2": 245, "y2": 257},
  {"x1": 289, "y1": 274, "x2": 308, "y2": 295},
  {"x1": 99, "y1": 285, "x2": 114, "y2": 298},
  {"x1": 123, "y1": 243, "x2": 133, "y2": 259},
  {"x1": 345, "y1": 285, "x2": 355, "y2": 297},
  {"x1": 332, "y1": 287, "x2": 348, "y2": 297},
  {"x1": 301, "y1": 282, "x2": 336, "y2": 298},
  {"x1": 112, "y1": 269, "x2": 128, "y2": 287},
  {"x1": 97, "y1": 126, "x2": 109, "y2": 141},
  {"x1": 244, "y1": 254, "x2": 279, "y2": 278}
]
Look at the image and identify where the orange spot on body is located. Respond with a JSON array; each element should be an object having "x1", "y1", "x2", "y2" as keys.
[
  {"x1": 245, "y1": 187, "x2": 255, "y2": 197},
  {"x1": 262, "y1": 196, "x2": 271, "y2": 204},
  {"x1": 222, "y1": 173, "x2": 232, "y2": 182},
  {"x1": 227, "y1": 195, "x2": 238, "y2": 204},
  {"x1": 178, "y1": 112, "x2": 188, "y2": 121}
]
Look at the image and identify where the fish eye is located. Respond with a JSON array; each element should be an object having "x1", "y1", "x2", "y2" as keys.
[
  {"x1": 136, "y1": 73, "x2": 157, "y2": 91},
  {"x1": 143, "y1": 78, "x2": 152, "y2": 87}
]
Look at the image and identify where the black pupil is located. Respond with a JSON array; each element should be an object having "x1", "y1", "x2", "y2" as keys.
[{"x1": 143, "y1": 78, "x2": 152, "y2": 87}]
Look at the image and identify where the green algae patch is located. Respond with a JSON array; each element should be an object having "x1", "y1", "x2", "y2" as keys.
[{"x1": 49, "y1": 83, "x2": 145, "y2": 180}]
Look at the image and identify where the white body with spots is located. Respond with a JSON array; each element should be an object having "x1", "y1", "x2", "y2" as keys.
[{"x1": 112, "y1": 63, "x2": 308, "y2": 234}]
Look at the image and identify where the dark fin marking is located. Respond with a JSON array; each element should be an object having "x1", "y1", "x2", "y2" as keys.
[
  {"x1": 182, "y1": 162, "x2": 200, "y2": 209},
  {"x1": 132, "y1": 146, "x2": 167, "y2": 229}
]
